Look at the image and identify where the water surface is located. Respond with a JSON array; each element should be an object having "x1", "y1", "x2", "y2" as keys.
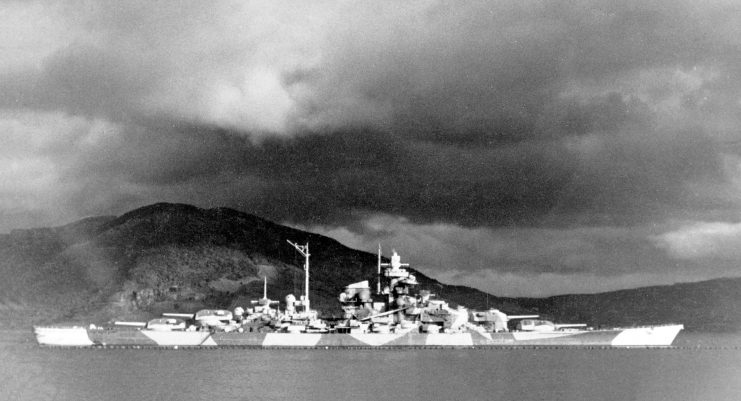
[{"x1": 2, "y1": 331, "x2": 740, "y2": 401}]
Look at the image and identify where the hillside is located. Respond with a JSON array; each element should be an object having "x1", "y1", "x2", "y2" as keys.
[
  {"x1": 0, "y1": 203, "x2": 525, "y2": 327},
  {"x1": 1, "y1": 202, "x2": 739, "y2": 331},
  {"x1": 518, "y1": 278, "x2": 741, "y2": 332}
]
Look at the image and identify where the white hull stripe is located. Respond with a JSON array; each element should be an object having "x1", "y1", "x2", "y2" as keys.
[
  {"x1": 425, "y1": 333, "x2": 473, "y2": 346},
  {"x1": 349, "y1": 333, "x2": 407, "y2": 346},
  {"x1": 262, "y1": 333, "x2": 323, "y2": 347},
  {"x1": 140, "y1": 331, "x2": 212, "y2": 346}
]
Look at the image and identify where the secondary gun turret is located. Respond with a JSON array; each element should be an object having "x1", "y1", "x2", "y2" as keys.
[{"x1": 469, "y1": 309, "x2": 539, "y2": 332}]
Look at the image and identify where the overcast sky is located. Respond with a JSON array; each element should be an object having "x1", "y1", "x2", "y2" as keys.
[{"x1": 2, "y1": 1, "x2": 741, "y2": 296}]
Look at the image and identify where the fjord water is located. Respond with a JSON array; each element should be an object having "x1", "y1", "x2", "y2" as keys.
[{"x1": 3, "y1": 331, "x2": 741, "y2": 401}]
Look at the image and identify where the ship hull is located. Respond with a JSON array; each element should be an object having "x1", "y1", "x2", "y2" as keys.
[{"x1": 34, "y1": 324, "x2": 684, "y2": 348}]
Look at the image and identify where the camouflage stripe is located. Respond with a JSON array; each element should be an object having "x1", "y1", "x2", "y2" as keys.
[
  {"x1": 34, "y1": 324, "x2": 683, "y2": 347},
  {"x1": 87, "y1": 329, "x2": 158, "y2": 346}
]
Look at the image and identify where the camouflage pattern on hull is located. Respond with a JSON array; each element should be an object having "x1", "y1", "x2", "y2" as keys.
[{"x1": 34, "y1": 324, "x2": 684, "y2": 347}]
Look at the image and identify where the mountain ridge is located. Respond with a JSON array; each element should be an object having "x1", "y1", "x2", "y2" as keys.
[{"x1": 1, "y1": 202, "x2": 738, "y2": 331}]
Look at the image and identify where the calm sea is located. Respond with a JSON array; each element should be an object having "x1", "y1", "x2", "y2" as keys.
[{"x1": 2, "y1": 330, "x2": 740, "y2": 401}]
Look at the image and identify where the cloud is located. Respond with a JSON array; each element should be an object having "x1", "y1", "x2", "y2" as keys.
[
  {"x1": 0, "y1": 110, "x2": 108, "y2": 228},
  {"x1": 3, "y1": 1, "x2": 739, "y2": 140},
  {"x1": 0, "y1": 2, "x2": 80, "y2": 71},
  {"x1": 432, "y1": 269, "x2": 709, "y2": 298},
  {"x1": 654, "y1": 221, "x2": 741, "y2": 260},
  {"x1": 1, "y1": 1, "x2": 322, "y2": 134},
  {"x1": 2, "y1": 1, "x2": 741, "y2": 293},
  {"x1": 305, "y1": 214, "x2": 657, "y2": 275},
  {"x1": 301, "y1": 214, "x2": 738, "y2": 296}
]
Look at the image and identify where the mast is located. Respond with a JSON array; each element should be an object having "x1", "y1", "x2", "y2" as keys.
[
  {"x1": 377, "y1": 244, "x2": 381, "y2": 294},
  {"x1": 287, "y1": 240, "x2": 310, "y2": 312},
  {"x1": 263, "y1": 276, "x2": 267, "y2": 300}
]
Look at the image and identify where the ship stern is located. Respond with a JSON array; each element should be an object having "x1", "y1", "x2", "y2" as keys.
[{"x1": 34, "y1": 326, "x2": 94, "y2": 346}]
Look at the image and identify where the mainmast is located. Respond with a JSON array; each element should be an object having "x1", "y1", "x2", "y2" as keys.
[
  {"x1": 287, "y1": 240, "x2": 310, "y2": 312},
  {"x1": 377, "y1": 244, "x2": 383, "y2": 294}
]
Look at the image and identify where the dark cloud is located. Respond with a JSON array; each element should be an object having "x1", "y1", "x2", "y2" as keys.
[
  {"x1": 7, "y1": 1, "x2": 738, "y2": 140},
  {"x1": 52, "y1": 115, "x2": 721, "y2": 230},
  {"x1": 2, "y1": 1, "x2": 741, "y2": 294}
]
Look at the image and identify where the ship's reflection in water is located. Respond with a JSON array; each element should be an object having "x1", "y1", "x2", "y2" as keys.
[{"x1": 2, "y1": 330, "x2": 741, "y2": 401}]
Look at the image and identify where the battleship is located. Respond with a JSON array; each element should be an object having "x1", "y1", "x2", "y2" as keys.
[{"x1": 34, "y1": 242, "x2": 684, "y2": 348}]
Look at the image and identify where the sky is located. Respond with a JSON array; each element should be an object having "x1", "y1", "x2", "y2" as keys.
[{"x1": 2, "y1": 1, "x2": 741, "y2": 296}]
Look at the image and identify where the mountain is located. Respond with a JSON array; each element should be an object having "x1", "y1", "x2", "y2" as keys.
[
  {"x1": 0, "y1": 202, "x2": 739, "y2": 331},
  {"x1": 0, "y1": 203, "x2": 526, "y2": 327},
  {"x1": 516, "y1": 278, "x2": 741, "y2": 332}
]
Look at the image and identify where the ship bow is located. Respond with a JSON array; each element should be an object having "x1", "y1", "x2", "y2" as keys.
[{"x1": 610, "y1": 324, "x2": 684, "y2": 347}]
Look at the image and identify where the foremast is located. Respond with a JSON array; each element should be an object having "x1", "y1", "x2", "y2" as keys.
[{"x1": 287, "y1": 240, "x2": 310, "y2": 313}]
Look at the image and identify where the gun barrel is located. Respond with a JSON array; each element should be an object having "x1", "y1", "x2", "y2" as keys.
[
  {"x1": 507, "y1": 315, "x2": 539, "y2": 319},
  {"x1": 359, "y1": 307, "x2": 410, "y2": 321},
  {"x1": 162, "y1": 313, "x2": 195, "y2": 319},
  {"x1": 114, "y1": 321, "x2": 147, "y2": 327},
  {"x1": 555, "y1": 323, "x2": 588, "y2": 328}
]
